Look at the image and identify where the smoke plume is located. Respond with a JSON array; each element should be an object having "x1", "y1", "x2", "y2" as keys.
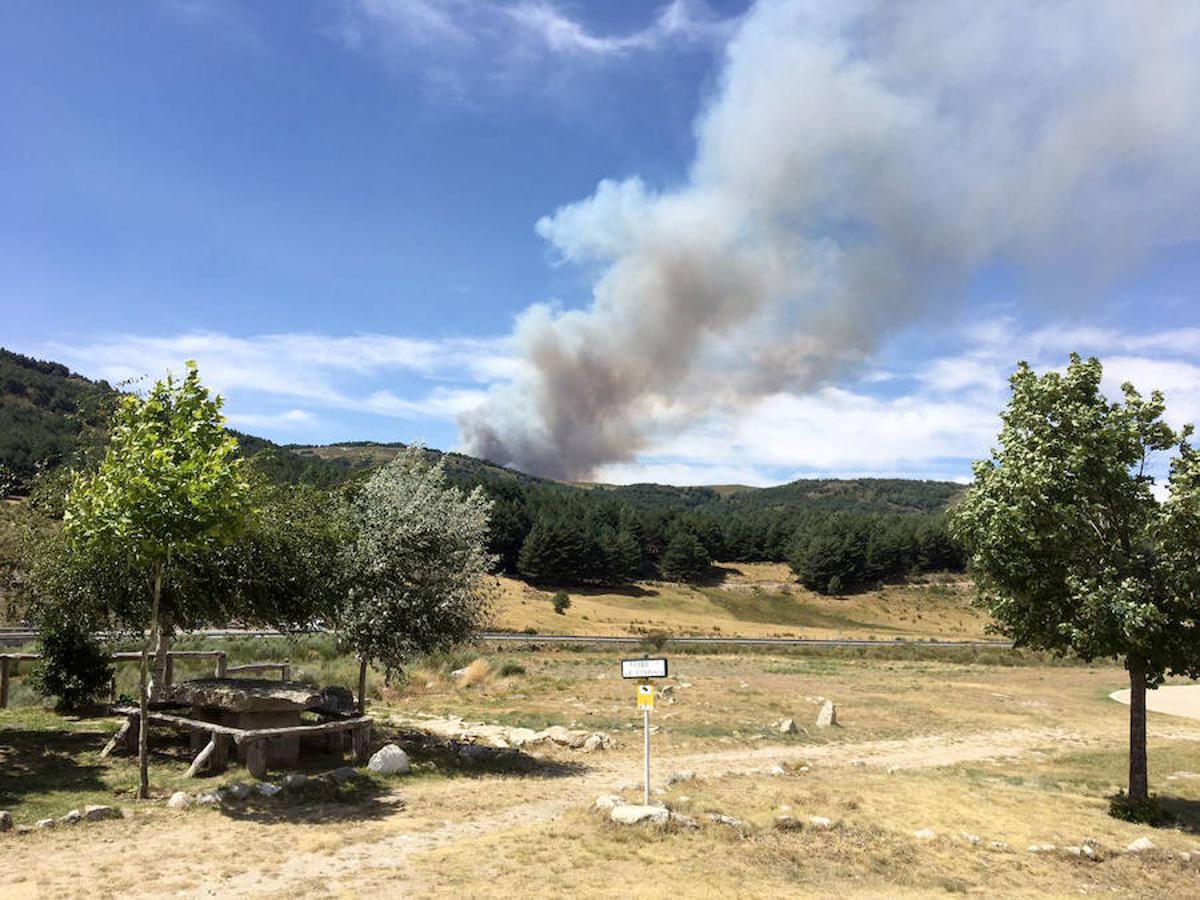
[{"x1": 461, "y1": 0, "x2": 1200, "y2": 480}]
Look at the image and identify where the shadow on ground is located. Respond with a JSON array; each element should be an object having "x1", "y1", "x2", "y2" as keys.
[{"x1": 0, "y1": 726, "x2": 110, "y2": 810}]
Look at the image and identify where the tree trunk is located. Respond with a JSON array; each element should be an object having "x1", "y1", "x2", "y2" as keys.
[
  {"x1": 357, "y1": 657, "x2": 368, "y2": 714},
  {"x1": 1127, "y1": 659, "x2": 1149, "y2": 802},
  {"x1": 137, "y1": 561, "x2": 163, "y2": 800},
  {"x1": 148, "y1": 617, "x2": 173, "y2": 702}
]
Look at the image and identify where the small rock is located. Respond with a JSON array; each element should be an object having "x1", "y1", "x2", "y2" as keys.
[
  {"x1": 797, "y1": 765, "x2": 810, "y2": 774},
  {"x1": 708, "y1": 813, "x2": 744, "y2": 828},
  {"x1": 450, "y1": 667, "x2": 469, "y2": 678},
  {"x1": 329, "y1": 766, "x2": 358, "y2": 783},
  {"x1": 594, "y1": 794, "x2": 624, "y2": 811},
  {"x1": 1126, "y1": 836, "x2": 1154, "y2": 853},
  {"x1": 669, "y1": 811, "x2": 700, "y2": 829},
  {"x1": 1064, "y1": 846, "x2": 1082, "y2": 856},
  {"x1": 282, "y1": 773, "x2": 309, "y2": 791},
  {"x1": 368, "y1": 744, "x2": 411, "y2": 776},
  {"x1": 913, "y1": 829, "x2": 937, "y2": 841},
  {"x1": 15, "y1": 825, "x2": 31, "y2": 835},
  {"x1": 35, "y1": 818, "x2": 56, "y2": 830},
  {"x1": 583, "y1": 735, "x2": 604, "y2": 752},
  {"x1": 1027, "y1": 844, "x2": 1057, "y2": 854},
  {"x1": 808, "y1": 816, "x2": 833, "y2": 829},
  {"x1": 60, "y1": 809, "x2": 82, "y2": 825},
  {"x1": 195, "y1": 793, "x2": 221, "y2": 808},
  {"x1": 0, "y1": 810, "x2": 11, "y2": 833},
  {"x1": 256, "y1": 783, "x2": 282, "y2": 797},
  {"x1": 779, "y1": 719, "x2": 798, "y2": 735},
  {"x1": 988, "y1": 841, "x2": 1009, "y2": 851},
  {"x1": 774, "y1": 815, "x2": 803, "y2": 832},
  {"x1": 610, "y1": 804, "x2": 670, "y2": 826},
  {"x1": 815, "y1": 700, "x2": 837, "y2": 728},
  {"x1": 83, "y1": 805, "x2": 120, "y2": 822},
  {"x1": 1082, "y1": 845, "x2": 1099, "y2": 860},
  {"x1": 959, "y1": 832, "x2": 981, "y2": 845},
  {"x1": 221, "y1": 782, "x2": 251, "y2": 801},
  {"x1": 166, "y1": 792, "x2": 193, "y2": 810},
  {"x1": 769, "y1": 765, "x2": 786, "y2": 777}
]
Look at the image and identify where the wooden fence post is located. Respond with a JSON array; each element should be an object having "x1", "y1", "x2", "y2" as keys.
[
  {"x1": 280, "y1": 663, "x2": 290, "y2": 682},
  {"x1": 1, "y1": 657, "x2": 9, "y2": 709},
  {"x1": 215, "y1": 652, "x2": 227, "y2": 678}
]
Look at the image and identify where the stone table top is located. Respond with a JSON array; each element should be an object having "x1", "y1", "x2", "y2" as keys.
[{"x1": 168, "y1": 678, "x2": 322, "y2": 713}]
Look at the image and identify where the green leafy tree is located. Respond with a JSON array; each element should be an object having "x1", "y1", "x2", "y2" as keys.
[
  {"x1": 62, "y1": 363, "x2": 249, "y2": 798},
  {"x1": 340, "y1": 446, "x2": 496, "y2": 711},
  {"x1": 551, "y1": 590, "x2": 571, "y2": 615},
  {"x1": 30, "y1": 601, "x2": 113, "y2": 712},
  {"x1": 952, "y1": 355, "x2": 1200, "y2": 805}
]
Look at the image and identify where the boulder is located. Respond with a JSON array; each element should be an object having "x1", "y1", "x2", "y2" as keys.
[
  {"x1": 35, "y1": 818, "x2": 56, "y2": 830},
  {"x1": 166, "y1": 792, "x2": 193, "y2": 810},
  {"x1": 0, "y1": 810, "x2": 11, "y2": 832},
  {"x1": 256, "y1": 783, "x2": 282, "y2": 797},
  {"x1": 913, "y1": 829, "x2": 936, "y2": 841},
  {"x1": 329, "y1": 766, "x2": 359, "y2": 783},
  {"x1": 815, "y1": 701, "x2": 837, "y2": 728},
  {"x1": 368, "y1": 744, "x2": 411, "y2": 776},
  {"x1": 583, "y1": 735, "x2": 604, "y2": 752},
  {"x1": 594, "y1": 794, "x2": 624, "y2": 811},
  {"x1": 779, "y1": 719, "x2": 798, "y2": 735},
  {"x1": 221, "y1": 782, "x2": 251, "y2": 802},
  {"x1": 610, "y1": 804, "x2": 670, "y2": 826},
  {"x1": 282, "y1": 773, "x2": 309, "y2": 791},
  {"x1": 566, "y1": 731, "x2": 591, "y2": 749},
  {"x1": 1126, "y1": 836, "x2": 1154, "y2": 853},
  {"x1": 83, "y1": 805, "x2": 120, "y2": 822},
  {"x1": 808, "y1": 816, "x2": 833, "y2": 829},
  {"x1": 60, "y1": 809, "x2": 82, "y2": 825},
  {"x1": 508, "y1": 728, "x2": 538, "y2": 747}
]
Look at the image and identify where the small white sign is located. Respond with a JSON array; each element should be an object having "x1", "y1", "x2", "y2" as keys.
[{"x1": 622, "y1": 657, "x2": 668, "y2": 679}]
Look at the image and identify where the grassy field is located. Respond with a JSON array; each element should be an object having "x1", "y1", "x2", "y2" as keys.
[
  {"x1": 3, "y1": 640, "x2": 1200, "y2": 897},
  {"x1": 492, "y1": 563, "x2": 991, "y2": 641}
]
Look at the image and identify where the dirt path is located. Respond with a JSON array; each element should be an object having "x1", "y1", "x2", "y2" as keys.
[
  {"x1": 1110, "y1": 684, "x2": 1200, "y2": 721},
  {"x1": 185, "y1": 725, "x2": 1082, "y2": 898}
]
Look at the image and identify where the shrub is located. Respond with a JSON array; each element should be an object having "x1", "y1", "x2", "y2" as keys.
[
  {"x1": 641, "y1": 630, "x2": 670, "y2": 652},
  {"x1": 1109, "y1": 790, "x2": 1171, "y2": 826},
  {"x1": 499, "y1": 661, "x2": 526, "y2": 677},
  {"x1": 552, "y1": 591, "x2": 571, "y2": 615},
  {"x1": 30, "y1": 608, "x2": 113, "y2": 713}
]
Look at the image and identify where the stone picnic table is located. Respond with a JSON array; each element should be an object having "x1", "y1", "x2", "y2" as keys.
[{"x1": 102, "y1": 677, "x2": 371, "y2": 779}]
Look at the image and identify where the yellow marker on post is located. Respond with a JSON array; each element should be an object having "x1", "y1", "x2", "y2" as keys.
[{"x1": 637, "y1": 683, "x2": 655, "y2": 710}]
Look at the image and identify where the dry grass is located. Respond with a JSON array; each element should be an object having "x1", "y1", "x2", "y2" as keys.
[{"x1": 491, "y1": 563, "x2": 991, "y2": 641}]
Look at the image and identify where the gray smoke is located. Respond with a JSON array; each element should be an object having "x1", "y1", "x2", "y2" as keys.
[{"x1": 461, "y1": 0, "x2": 1200, "y2": 480}]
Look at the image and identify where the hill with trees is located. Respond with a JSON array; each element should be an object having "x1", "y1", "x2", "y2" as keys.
[{"x1": 0, "y1": 347, "x2": 967, "y2": 595}]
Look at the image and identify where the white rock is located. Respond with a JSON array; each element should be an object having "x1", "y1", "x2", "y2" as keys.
[
  {"x1": 669, "y1": 811, "x2": 700, "y2": 829},
  {"x1": 35, "y1": 818, "x2": 56, "y2": 830},
  {"x1": 913, "y1": 829, "x2": 937, "y2": 840},
  {"x1": 1027, "y1": 844, "x2": 1057, "y2": 854},
  {"x1": 195, "y1": 793, "x2": 221, "y2": 808},
  {"x1": 959, "y1": 832, "x2": 981, "y2": 845},
  {"x1": 769, "y1": 765, "x2": 786, "y2": 777},
  {"x1": 221, "y1": 782, "x2": 251, "y2": 801},
  {"x1": 83, "y1": 805, "x2": 120, "y2": 822},
  {"x1": 610, "y1": 804, "x2": 670, "y2": 826},
  {"x1": 708, "y1": 813, "x2": 743, "y2": 828},
  {"x1": 450, "y1": 667, "x2": 469, "y2": 678},
  {"x1": 779, "y1": 719, "x2": 798, "y2": 735},
  {"x1": 815, "y1": 701, "x2": 837, "y2": 728},
  {"x1": 808, "y1": 816, "x2": 833, "y2": 829},
  {"x1": 1126, "y1": 836, "x2": 1154, "y2": 853},
  {"x1": 256, "y1": 783, "x2": 282, "y2": 797},
  {"x1": 60, "y1": 809, "x2": 82, "y2": 825},
  {"x1": 166, "y1": 791, "x2": 193, "y2": 810},
  {"x1": 1082, "y1": 845, "x2": 1098, "y2": 860},
  {"x1": 583, "y1": 735, "x2": 604, "y2": 752},
  {"x1": 594, "y1": 794, "x2": 624, "y2": 811},
  {"x1": 368, "y1": 744, "x2": 411, "y2": 776}
]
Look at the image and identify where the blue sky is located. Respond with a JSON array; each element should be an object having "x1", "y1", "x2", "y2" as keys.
[{"x1": 4, "y1": 1, "x2": 1200, "y2": 486}]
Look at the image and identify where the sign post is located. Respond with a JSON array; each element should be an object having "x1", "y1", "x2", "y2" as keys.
[{"x1": 623, "y1": 657, "x2": 668, "y2": 805}]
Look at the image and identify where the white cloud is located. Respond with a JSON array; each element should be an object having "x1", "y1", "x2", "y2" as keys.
[{"x1": 225, "y1": 408, "x2": 317, "y2": 431}]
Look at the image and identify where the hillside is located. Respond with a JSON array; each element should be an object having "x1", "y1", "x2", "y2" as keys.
[{"x1": 1, "y1": 347, "x2": 966, "y2": 517}]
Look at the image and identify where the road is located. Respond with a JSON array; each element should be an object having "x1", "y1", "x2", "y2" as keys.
[{"x1": 0, "y1": 627, "x2": 1012, "y2": 650}]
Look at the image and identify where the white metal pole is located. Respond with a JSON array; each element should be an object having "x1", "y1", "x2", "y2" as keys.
[{"x1": 643, "y1": 706, "x2": 650, "y2": 805}]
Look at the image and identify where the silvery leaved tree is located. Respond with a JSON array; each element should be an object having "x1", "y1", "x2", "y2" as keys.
[
  {"x1": 63, "y1": 363, "x2": 249, "y2": 799},
  {"x1": 340, "y1": 445, "x2": 496, "y2": 711},
  {"x1": 952, "y1": 355, "x2": 1200, "y2": 808}
]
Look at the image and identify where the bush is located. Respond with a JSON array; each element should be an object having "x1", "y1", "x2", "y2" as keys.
[
  {"x1": 499, "y1": 661, "x2": 526, "y2": 677},
  {"x1": 30, "y1": 608, "x2": 113, "y2": 712},
  {"x1": 641, "y1": 630, "x2": 670, "y2": 652},
  {"x1": 1109, "y1": 790, "x2": 1171, "y2": 826},
  {"x1": 552, "y1": 591, "x2": 571, "y2": 615}
]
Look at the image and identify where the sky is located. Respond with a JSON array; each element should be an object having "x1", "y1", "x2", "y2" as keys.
[{"x1": 3, "y1": 1, "x2": 1200, "y2": 487}]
